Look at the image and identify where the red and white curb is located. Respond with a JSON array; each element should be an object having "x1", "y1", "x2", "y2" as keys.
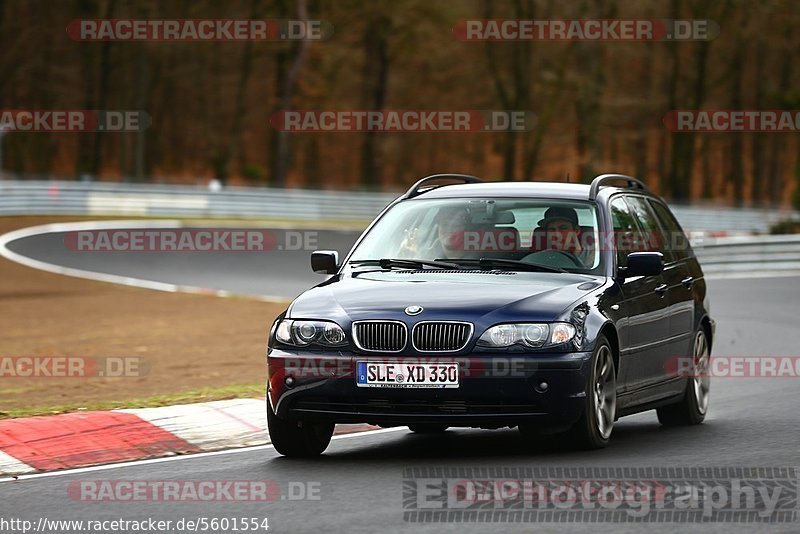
[{"x1": 0, "y1": 399, "x2": 375, "y2": 477}]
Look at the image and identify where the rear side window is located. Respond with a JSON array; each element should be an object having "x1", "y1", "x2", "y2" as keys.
[
  {"x1": 649, "y1": 200, "x2": 692, "y2": 260},
  {"x1": 624, "y1": 196, "x2": 674, "y2": 263}
]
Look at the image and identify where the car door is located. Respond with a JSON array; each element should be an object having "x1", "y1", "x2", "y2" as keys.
[
  {"x1": 609, "y1": 196, "x2": 670, "y2": 392},
  {"x1": 624, "y1": 196, "x2": 692, "y2": 389},
  {"x1": 648, "y1": 199, "x2": 697, "y2": 380}
]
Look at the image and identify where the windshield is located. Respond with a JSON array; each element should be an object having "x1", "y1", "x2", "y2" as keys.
[{"x1": 348, "y1": 198, "x2": 602, "y2": 273}]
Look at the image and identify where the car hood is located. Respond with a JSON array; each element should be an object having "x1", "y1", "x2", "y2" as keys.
[{"x1": 288, "y1": 270, "x2": 604, "y2": 324}]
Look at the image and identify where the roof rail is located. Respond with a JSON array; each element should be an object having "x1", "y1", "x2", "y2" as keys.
[
  {"x1": 402, "y1": 174, "x2": 483, "y2": 199},
  {"x1": 589, "y1": 174, "x2": 648, "y2": 200}
]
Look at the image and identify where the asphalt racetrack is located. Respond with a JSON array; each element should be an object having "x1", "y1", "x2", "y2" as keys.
[
  {"x1": 2, "y1": 225, "x2": 359, "y2": 299},
  {"x1": 2, "y1": 225, "x2": 799, "y2": 533}
]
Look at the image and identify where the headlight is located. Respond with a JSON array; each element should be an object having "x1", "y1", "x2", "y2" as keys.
[
  {"x1": 477, "y1": 322, "x2": 576, "y2": 349},
  {"x1": 275, "y1": 319, "x2": 348, "y2": 347}
]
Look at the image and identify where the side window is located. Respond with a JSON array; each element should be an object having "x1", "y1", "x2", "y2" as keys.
[
  {"x1": 624, "y1": 196, "x2": 674, "y2": 263},
  {"x1": 609, "y1": 197, "x2": 637, "y2": 268},
  {"x1": 649, "y1": 200, "x2": 692, "y2": 260}
]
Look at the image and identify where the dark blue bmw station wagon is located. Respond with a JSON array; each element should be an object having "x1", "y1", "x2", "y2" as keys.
[{"x1": 266, "y1": 174, "x2": 714, "y2": 456}]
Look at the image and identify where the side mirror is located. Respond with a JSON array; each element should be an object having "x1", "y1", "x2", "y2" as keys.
[
  {"x1": 621, "y1": 252, "x2": 664, "y2": 278},
  {"x1": 311, "y1": 250, "x2": 339, "y2": 274}
]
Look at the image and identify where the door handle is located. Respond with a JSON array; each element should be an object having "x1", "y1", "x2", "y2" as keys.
[
  {"x1": 681, "y1": 276, "x2": 694, "y2": 289},
  {"x1": 654, "y1": 283, "x2": 668, "y2": 297}
]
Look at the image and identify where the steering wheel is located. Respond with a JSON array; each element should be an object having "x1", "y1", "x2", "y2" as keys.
[{"x1": 523, "y1": 249, "x2": 585, "y2": 268}]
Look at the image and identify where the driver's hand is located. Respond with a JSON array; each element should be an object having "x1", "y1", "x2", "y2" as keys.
[{"x1": 398, "y1": 227, "x2": 419, "y2": 256}]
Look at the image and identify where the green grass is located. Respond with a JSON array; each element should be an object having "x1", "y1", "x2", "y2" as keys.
[{"x1": 0, "y1": 384, "x2": 265, "y2": 419}]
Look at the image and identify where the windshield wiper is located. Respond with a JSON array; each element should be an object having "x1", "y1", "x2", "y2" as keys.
[
  {"x1": 349, "y1": 258, "x2": 462, "y2": 270},
  {"x1": 438, "y1": 258, "x2": 566, "y2": 273}
]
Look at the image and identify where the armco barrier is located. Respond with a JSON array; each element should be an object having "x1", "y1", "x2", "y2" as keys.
[
  {"x1": 0, "y1": 179, "x2": 798, "y2": 233},
  {"x1": 694, "y1": 235, "x2": 800, "y2": 275},
  {"x1": 0, "y1": 180, "x2": 396, "y2": 222},
  {"x1": 2, "y1": 180, "x2": 800, "y2": 277}
]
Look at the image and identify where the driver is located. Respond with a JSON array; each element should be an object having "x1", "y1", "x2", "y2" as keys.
[
  {"x1": 537, "y1": 207, "x2": 592, "y2": 266},
  {"x1": 398, "y1": 205, "x2": 469, "y2": 259}
]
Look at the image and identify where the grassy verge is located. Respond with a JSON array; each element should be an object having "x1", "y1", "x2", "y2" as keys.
[{"x1": 1, "y1": 215, "x2": 287, "y2": 419}]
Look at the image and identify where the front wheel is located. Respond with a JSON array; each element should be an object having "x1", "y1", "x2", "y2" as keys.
[
  {"x1": 267, "y1": 403, "x2": 334, "y2": 457},
  {"x1": 564, "y1": 336, "x2": 616, "y2": 449},
  {"x1": 656, "y1": 328, "x2": 710, "y2": 426}
]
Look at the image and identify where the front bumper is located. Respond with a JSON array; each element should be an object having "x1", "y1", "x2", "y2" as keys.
[{"x1": 267, "y1": 349, "x2": 593, "y2": 428}]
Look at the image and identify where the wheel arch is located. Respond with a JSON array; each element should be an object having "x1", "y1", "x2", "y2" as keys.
[
  {"x1": 699, "y1": 314, "x2": 714, "y2": 353},
  {"x1": 598, "y1": 322, "x2": 620, "y2": 377}
]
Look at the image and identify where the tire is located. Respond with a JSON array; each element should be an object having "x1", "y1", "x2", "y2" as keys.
[
  {"x1": 267, "y1": 403, "x2": 334, "y2": 457},
  {"x1": 563, "y1": 335, "x2": 617, "y2": 449},
  {"x1": 408, "y1": 424, "x2": 448, "y2": 434},
  {"x1": 657, "y1": 328, "x2": 710, "y2": 426}
]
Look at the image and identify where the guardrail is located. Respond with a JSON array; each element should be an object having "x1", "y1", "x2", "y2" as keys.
[
  {"x1": 2, "y1": 180, "x2": 799, "y2": 277},
  {"x1": 0, "y1": 180, "x2": 798, "y2": 233},
  {"x1": 0, "y1": 180, "x2": 397, "y2": 222},
  {"x1": 695, "y1": 234, "x2": 800, "y2": 275}
]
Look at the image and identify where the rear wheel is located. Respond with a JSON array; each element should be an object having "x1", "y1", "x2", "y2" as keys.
[
  {"x1": 267, "y1": 404, "x2": 334, "y2": 457},
  {"x1": 563, "y1": 336, "x2": 616, "y2": 449},
  {"x1": 408, "y1": 424, "x2": 448, "y2": 434},
  {"x1": 657, "y1": 328, "x2": 710, "y2": 426}
]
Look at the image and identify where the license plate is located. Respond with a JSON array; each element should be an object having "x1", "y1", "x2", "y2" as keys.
[{"x1": 356, "y1": 361, "x2": 459, "y2": 388}]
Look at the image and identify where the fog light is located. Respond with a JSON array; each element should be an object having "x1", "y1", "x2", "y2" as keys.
[
  {"x1": 535, "y1": 381, "x2": 549, "y2": 393},
  {"x1": 285, "y1": 376, "x2": 295, "y2": 387}
]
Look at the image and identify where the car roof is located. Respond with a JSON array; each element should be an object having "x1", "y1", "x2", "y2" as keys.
[
  {"x1": 407, "y1": 181, "x2": 664, "y2": 204},
  {"x1": 409, "y1": 181, "x2": 593, "y2": 200}
]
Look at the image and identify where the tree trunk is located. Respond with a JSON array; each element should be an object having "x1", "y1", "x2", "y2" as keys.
[
  {"x1": 749, "y1": 37, "x2": 766, "y2": 206},
  {"x1": 90, "y1": 0, "x2": 116, "y2": 178},
  {"x1": 360, "y1": 12, "x2": 391, "y2": 189},
  {"x1": 482, "y1": 0, "x2": 534, "y2": 181},
  {"x1": 270, "y1": 0, "x2": 309, "y2": 187},
  {"x1": 728, "y1": 38, "x2": 745, "y2": 206}
]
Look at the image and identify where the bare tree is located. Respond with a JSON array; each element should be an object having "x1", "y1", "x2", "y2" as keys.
[
  {"x1": 482, "y1": 0, "x2": 536, "y2": 181},
  {"x1": 269, "y1": 0, "x2": 310, "y2": 187},
  {"x1": 360, "y1": 7, "x2": 391, "y2": 189}
]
